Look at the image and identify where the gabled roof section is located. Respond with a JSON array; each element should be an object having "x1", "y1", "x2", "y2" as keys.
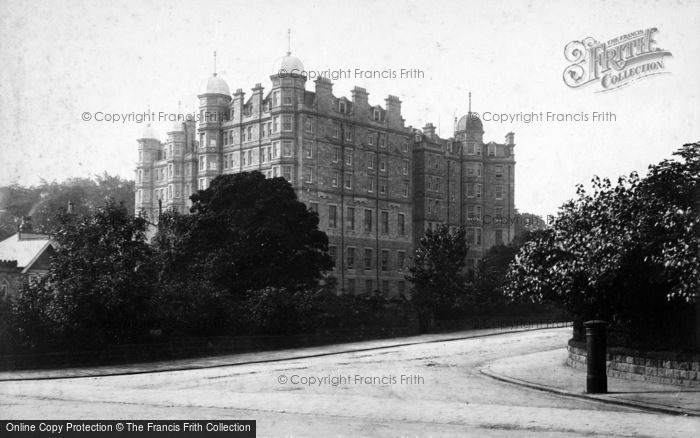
[{"x1": 0, "y1": 233, "x2": 55, "y2": 272}]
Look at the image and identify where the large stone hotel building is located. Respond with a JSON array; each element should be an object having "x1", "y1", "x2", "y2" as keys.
[{"x1": 135, "y1": 52, "x2": 516, "y2": 297}]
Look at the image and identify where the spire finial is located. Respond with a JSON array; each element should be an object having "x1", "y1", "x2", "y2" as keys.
[
  {"x1": 468, "y1": 92, "x2": 472, "y2": 113},
  {"x1": 213, "y1": 51, "x2": 217, "y2": 75},
  {"x1": 287, "y1": 28, "x2": 292, "y2": 56}
]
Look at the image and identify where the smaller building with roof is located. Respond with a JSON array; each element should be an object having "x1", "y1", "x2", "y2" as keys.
[{"x1": 0, "y1": 218, "x2": 56, "y2": 300}]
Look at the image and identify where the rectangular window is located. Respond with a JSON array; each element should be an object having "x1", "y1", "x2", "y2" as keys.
[
  {"x1": 304, "y1": 167, "x2": 314, "y2": 183},
  {"x1": 329, "y1": 205, "x2": 337, "y2": 228},
  {"x1": 381, "y1": 250, "x2": 389, "y2": 272},
  {"x1": 397, "y1": 213, "x2": 405, "y2": 235},
  {"x1": 282, "y1": 141, "x2": 293, "y2": 157},
  {"x1": 476, "y1": 227, "x2": 482, "y2": 246},
  {"x1": 344, "y1": 172, "x2": 352, "y2": 190},
  {"x1": 368, "y1": 153, "x2": 375, "y2": 169},
  {"x1": 379, "y1": 179, "x2": 387, "y2": 195},
  {"x1": 345, "y1": 129, "x2": 353, "y2": 142},
  {"x1": 495, "y1": 229, "x2": 504, "y2": 245},
  {"x1": 364, "y1": 248, "x2": 372, "y2": 270},
  {"x1": 379, "y1": 134, "x2": 385, "y2": 148},
  {"x1": 379, "y1": 158, "x2": 386, "y2": 172},
  {"x1": 397, "y1": 251, "x2": 405, "y2": 271},
  {"x1": 282, "y1": 90, "x2": 292, "y2": 105},
  {"x1": 333, "y1": 147, "x2": 340, "y2": 163},
  {"x1": 333, "y1": 125, "x2": 340, "y2": 138},
  {"x1": 364, "y1": 209, "x2": 372, "y2": 232},
  {"x1": 282, "y1": 165, "x2": 292, "y2": 181},
  {"x1": 345, "y1": 149, "x2": 353, "y2": 166},
  {"x1": 373, "y1": 109, "x2": 381, "y2": 121},
  {"x1": 467, "y1": 143, "x2": 475, "y2": 155},
  {"x1": 305, "y1": 144, "x2": 313, "y2": 158},
  {"x1": 339, "y1": 101, "x2": 347, "y2": 113},
  {"x1": 403, "y1": 140, "x2": 408, "y2": 153},
  {"x1": 304, "y1": 118, "x2": 314, "y2": 133},
  {"x1": 346, "y1": 247, "x2": 355, "y2": 270},
  {"x1": 368, "y1": 133, "x2": 374, "y2": 146},
  {"x1": 467, "y1": 227, "x2": 475, "y2": 245},
  {"x1": 381, "y1": 211, "x2": 389, "y2": 234},
  {"x1": 272, "y1": 142, "x2": 279, "y2": 158},
  {"x1": 488, "y1": 144, "x2": 495, "y2": 156},
  {"x1": 466, "y1": 164, "x2": 474, "y2": 176},
  {"x1": 347, "y1": 207, "x2": 355, "y2": 230},
  {"x1": 495, "y1": 185, "x2": 503, "y2": 199},
  {"x1": 467, "y1": 183, "x2": 475, "y2": 198},
  {"x1": 272, "y1": 91, "x2": 280, "y2": 107},
  {"x1": 282, "y1": 115, "x2": 293, "y2": 131},
  {"x1": 402, "y1": 181, "x2": 409, "y2": 197},
  {"x1": 402, "y1": 160, "x2": 409, "y2": 175},
  {"x1": 273, "y1": 116, "x2": 279, "y2": 133},
  {"x1": 368, "y1": 179, "x2": 375, "y2": 193},
  {"x1": 495, "y1": 165, "x2": 504, "y2": 178},
  {"x1": 331, "y1": 170, "x2": 339, "y2": 187}
]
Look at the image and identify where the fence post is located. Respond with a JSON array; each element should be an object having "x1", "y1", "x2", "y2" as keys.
[{"x1": 584, "y1": 320, "x2": 608, "y2": 393}]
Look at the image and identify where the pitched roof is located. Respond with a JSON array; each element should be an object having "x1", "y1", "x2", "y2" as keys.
[{"x1": 0, "y1": 233, "x2": 54, "y2": 271}]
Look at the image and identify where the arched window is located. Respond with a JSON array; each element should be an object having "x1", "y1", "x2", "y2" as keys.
[{"x1": 0, "y1": 279, "x2": 9, "y2": 300}]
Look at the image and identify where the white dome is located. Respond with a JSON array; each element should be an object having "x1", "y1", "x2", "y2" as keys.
[
  {"x1": 201, "y1": 73, "x2": 230, "y2": 95},
  {"x1": 274, "y1": 53, "x2": 305, "y2": 75},
  {"x1": 140, "y1": 124, "x2": 158, "y2": 140}
]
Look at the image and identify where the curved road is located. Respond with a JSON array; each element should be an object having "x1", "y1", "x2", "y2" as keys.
[{"x1": 1, "y1": 328, "x2": 697, "y2": 437}]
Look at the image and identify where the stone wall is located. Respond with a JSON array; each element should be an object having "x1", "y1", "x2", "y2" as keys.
[{"x1": 567, "y1": 340, "x2": 700, "y2": 387}]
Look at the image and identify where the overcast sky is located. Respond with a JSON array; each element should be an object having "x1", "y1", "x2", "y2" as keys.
[{"x1": 0, "y1": 0, "x2": 698, "y2": 217}]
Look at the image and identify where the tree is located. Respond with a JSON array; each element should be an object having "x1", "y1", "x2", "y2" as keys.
[
  {"x1": 32, "y1": 199, "x2": 156, "y2": 346},
  {"x1": 408, "y1": 225, "x2": 470, "y2": 321},
  {"x1": 505, "y1": 142, "x2": 700, "y2": 349},
  {"x1": 0, "y1": 173, "x2": 135, "y2": 239},
  {"x1": 474, "y1": 230, "x2": 539, "y2": 310},
  {"x1": 159, "y1": 172, "x2": 333, "y2": 297}
]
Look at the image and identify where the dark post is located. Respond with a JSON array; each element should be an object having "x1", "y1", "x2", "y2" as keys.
[{"x1": 584, "y1": 320, "x2": 608, "y2": 393}]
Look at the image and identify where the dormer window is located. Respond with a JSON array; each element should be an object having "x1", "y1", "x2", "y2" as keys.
[
  {"x1": 373, "y1": 108, "x2": 381, "y2": 121},
  {"x1": 414, "y1": 133, "x2": 421, "y2": 142},
  {"x1": 339, "y1": 101, "x2": 347, "y2": 114}
]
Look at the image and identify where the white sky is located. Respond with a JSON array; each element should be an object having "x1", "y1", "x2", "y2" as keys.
[{"x1": 1, "y1": 0, "x2": 698, "y2": 217}]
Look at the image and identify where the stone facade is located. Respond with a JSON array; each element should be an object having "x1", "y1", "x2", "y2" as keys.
[{"x1": 135, "y1": 53, "x2": 517, "y2": 297}]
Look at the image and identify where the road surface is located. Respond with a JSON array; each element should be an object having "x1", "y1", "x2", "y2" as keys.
[{"x1": 1, "y1": 328, "x2": 698, "y2": 437}]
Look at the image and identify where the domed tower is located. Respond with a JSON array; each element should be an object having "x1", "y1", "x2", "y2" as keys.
[
  {"x1": 197, "y1": 52, "x2": 232, "y2": 191},
  {"x1": 270, "y1": 30, "x2": 306, "y2": 137},
  {"x1": 135, "y1": 124, "x2": 160, "y2": 219},
  {"x1": 455, "y1": 93, "x2": 486, "y2": 263}
]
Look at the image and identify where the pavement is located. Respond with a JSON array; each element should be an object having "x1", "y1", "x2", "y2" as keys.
[
  {"x1": 480, "y1": 347, "x2": 700, "y2": 417},
  {"x1": 0, "y1": 325, "x2": 564, "y2": 381}
]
